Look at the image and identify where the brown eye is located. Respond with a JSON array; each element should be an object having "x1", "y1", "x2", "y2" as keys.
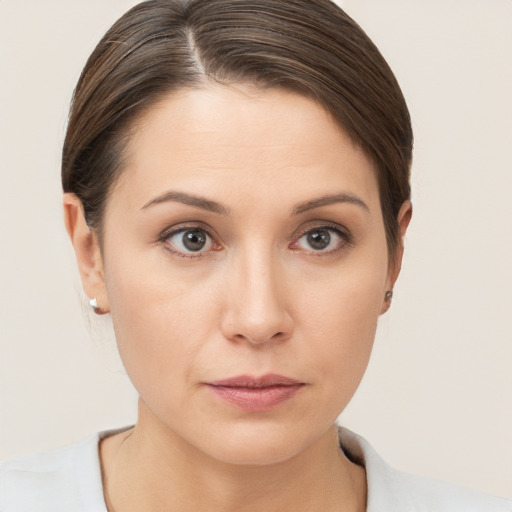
[
  {"x1": 182, "y1": 229, "x2": 207, "y2": 251},
  {"x1": 306, "y1": 229, "x2": 331, "y2": 250},
  {"x1": 295, "y1": 226, "x2": 347, "y2": 253},
  {"x1": 166, "y1": 228, "x2": 212, "y2": 253}
]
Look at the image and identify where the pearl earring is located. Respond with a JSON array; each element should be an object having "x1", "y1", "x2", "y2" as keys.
[{"x1": 89, "y1": 298, "x2": 107, "y2": 315}]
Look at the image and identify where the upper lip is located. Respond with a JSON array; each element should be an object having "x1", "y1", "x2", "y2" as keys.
[{"x1": 207, "y1": 374, "x2": 304, "y2": 388}]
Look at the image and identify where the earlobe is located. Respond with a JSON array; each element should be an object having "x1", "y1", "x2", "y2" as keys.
[
  {"x1": 380, "y1": 200, "x2": 413, "y2": 315},
  {"x1": 63, "y1": 193, "x2": 110, "y2": 313},
  {"x1": 380, "y1": 290, "x2": 394, "y2": 315}
]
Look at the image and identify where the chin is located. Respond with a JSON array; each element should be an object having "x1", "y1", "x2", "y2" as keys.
[
  {"x1": 208, "y1": 437, "x2": 306, "y2": 466},
  {"x1": 192, "y1": 421, "x2": 325, "y2": 466}
]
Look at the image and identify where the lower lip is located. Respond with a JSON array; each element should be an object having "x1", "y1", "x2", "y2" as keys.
[{"x1": 206, "y1": 384, "x2": 304, "y2": 411}]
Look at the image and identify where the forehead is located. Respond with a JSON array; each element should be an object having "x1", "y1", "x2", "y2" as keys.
[{"x1": 116, "y1": 83, "x2": 379, "y2": 211}]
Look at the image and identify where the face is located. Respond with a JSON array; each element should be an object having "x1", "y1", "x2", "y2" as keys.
[{"x1": 85, "y1": 84, "x2": 401, "y2": 465}]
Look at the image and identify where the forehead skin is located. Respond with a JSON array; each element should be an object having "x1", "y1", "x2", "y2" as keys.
[{"x1": 107, "y1": 84, "x2": 382, "y2": 231}]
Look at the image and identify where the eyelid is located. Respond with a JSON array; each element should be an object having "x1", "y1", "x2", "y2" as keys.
[
  {"x1": 156, "y1": 220, "x2": 353, "y2": 258},
  {"x1": 294, "y1": 220, "x2": 351, "y2": 240},
  {"x1": 290, "y1": 221, "x2": 353, "y2": 254},
  {"x1": 158, "y1": 222, "x2": 221, "y2": 258},
  {"x1": 158, "y1": 221, "x2": 215, "y2": 241}
]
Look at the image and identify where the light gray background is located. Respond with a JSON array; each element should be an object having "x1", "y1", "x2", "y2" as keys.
[{"x1": 1, "y1": 0, "x2": 511, "y2": 498}]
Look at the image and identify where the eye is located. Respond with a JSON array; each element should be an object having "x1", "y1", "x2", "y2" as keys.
[
  {"x1": 164, "y1": 227, "x2": 214, "y2": 255},
  {"x1": 294, "y1": 226, "x2": 349, "y2": 253}
]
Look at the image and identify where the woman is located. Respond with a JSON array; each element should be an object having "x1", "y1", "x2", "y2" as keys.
[{"x1": 1, "y1": 1, "x2": 510, "y2": 510}]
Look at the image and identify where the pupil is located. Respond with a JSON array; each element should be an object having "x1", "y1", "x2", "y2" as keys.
[
  {"x1": 183, "y1": 229, "x2": 207, "y2": 251},
  {"x1": 307, "y1": 229, "x2": 331, "y2": 250}
]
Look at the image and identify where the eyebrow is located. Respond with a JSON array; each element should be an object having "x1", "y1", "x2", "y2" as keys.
[
  {"x1": 292, "y1": 193, "x2": 369, "y2": 215},
  {"x1": 141, "y1": 191, "x2": 231, "y2": 215},
  {"x1": 140, "y1": 190, "x2": 369, "y2": 216}
]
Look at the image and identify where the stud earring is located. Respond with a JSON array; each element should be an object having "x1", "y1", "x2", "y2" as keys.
[
  {"x1": 385, "y1": 290, "x2": 393, "y2": 301},
  {"x1": 89, "y1": 298, "x2": 108, "y2": 315}
]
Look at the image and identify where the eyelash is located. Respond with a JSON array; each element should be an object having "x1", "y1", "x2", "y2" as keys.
[
  {"x1": 158, "y1": 223, "x2": 219, "y2": 259},
  {"x1": 158, "y1": 222, "x2": 352, "y2": 259},
  {"x1": 292, "y1": 222, "x2": 353, "y2": 256}
]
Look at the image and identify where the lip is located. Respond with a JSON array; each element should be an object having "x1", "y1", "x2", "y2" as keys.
[{"x1": 205, "y1": 374, "x2": 306, "y2": 412}]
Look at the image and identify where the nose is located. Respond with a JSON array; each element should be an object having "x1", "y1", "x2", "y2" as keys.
[{"x1": 220, "y1": 248, "x2": 294, "y2": 346}]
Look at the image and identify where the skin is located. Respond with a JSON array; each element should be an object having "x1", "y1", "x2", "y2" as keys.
[{"x1": 64, "y1": 84, "x2": 411, "y2": 512}]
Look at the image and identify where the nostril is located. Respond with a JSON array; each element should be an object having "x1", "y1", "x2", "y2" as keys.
[
  {"x1": 220, "y1": 290, "x2": 294, "y2": 345},
  {"x1": 230, "y1": 329, "x2": 289, "y2": 346}
]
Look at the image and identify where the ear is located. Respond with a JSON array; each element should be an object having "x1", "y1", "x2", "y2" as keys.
[
  {"x1": 380, "y1": 200, "x2": 413, "y2": 315},
  {"x1": 63, "y1": 193, "x2": 110, "y2": 314}
]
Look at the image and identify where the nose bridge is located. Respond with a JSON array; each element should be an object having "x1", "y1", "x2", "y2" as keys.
[{"x1": 222, "y1": 240, "x2": 292, "y2": 345}]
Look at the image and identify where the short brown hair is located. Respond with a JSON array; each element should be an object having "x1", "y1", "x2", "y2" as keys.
[{"x1": 62, "y1": 0, "x2": 412, "y2": 253}]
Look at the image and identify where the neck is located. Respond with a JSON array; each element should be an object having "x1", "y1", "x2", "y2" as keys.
[{"x1": 101, "y1": 401, "x2": 366, "y2": 512}]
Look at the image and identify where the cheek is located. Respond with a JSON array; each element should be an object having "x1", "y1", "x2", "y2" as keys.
[
  {"x1": 295, "y1": 252, "x2": 387, "y2": 413},
  {"x1": 104, "y1": 249, "x2": 221, "y2": 407}
]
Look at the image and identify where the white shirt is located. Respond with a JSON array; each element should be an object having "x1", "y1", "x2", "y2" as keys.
[{"x1": 1, "y1": 427, "x2": 510, "y2": 511}]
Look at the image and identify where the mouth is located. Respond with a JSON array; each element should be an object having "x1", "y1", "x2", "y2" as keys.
[{"x1": 205, "y1": 374, "x2": 306, "y2": 411}]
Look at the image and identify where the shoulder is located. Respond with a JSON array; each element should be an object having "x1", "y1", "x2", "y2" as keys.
[
  {"x1": 0, "y1": 432, "x2": 107, "y2": 512},
  {"x1": 338, "y1": 427, "x2": 512, "y2": 512},
  {"x1": 374, "y1": 462, "x2": 512, "y2": 512}
]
